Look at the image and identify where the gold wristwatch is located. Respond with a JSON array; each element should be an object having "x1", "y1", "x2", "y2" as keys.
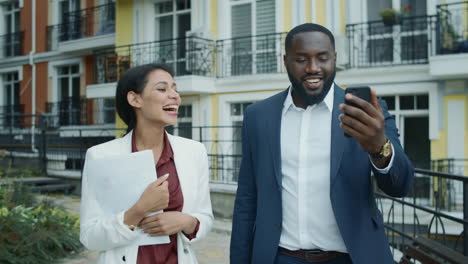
[{"x1": 370, "y1": 139, "x2": 392, "y2": 159}]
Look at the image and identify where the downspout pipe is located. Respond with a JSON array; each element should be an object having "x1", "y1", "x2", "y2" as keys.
[{"x1": 30, "y1": 0, "x2": 38, "y2": 153}]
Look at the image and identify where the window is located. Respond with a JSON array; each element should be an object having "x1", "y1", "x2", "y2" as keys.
[
  {"x1": 229, "y1": 0, "x2": 277, "y2": 76},
  {"x1": 1, "y1": 72, "x2": 21, "y2": 127},
  {"x1": 230, "y1": 102, "x2": 254, "y2": 182},
  {"x1": 176, "y1": 104, "x2": 192, "y2": 139},
  {"x1": 2, "y1": 0, "x2": 21, "y2": 57},
  {"x1": 56, "y1": 65, "x2": 81, "y2": 126},
  {"x1": 59, "y1": 0, "x2": 81, "y2": 41},
  {"x1": 365, "y1": 0, "x2": 429, "y2": 65},
  {"x1": 154, "y1": 0, "x2": 191, "y2": 75}
]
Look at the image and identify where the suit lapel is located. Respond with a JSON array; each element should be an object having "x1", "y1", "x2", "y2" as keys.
[
  {"x1": 330, "y1": 86, "x2": 346, "y2": 187},
  {"x1": 269, "y1": 89, "x2": 289, "y2": 190}
]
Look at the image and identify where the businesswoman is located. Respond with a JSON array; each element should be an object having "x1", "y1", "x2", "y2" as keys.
[{"x1": 80, "y1": 63, "x2": 213, "y2": 264}]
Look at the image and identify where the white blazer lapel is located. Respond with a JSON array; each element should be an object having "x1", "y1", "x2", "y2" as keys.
[{"x1": 167, "y1": 134, "x2": 194, "y2": 213}]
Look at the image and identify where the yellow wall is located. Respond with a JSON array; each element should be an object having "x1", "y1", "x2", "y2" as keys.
[
  {"x1": 116, "y1": 0, "x2": 133, "y2": 47},
  {"x1": 305, "y1": 1, "x2": 311, "y2": 22},
  {"x1": 315, "y1": 0, "x2": 326, "y2": 26},
  {"x1": 283, "y1": 0, "x2": 292, "y2": 31},
  {"x1": 431, "y1": 94, "x2": 468, "y2": 175},
  {"x1": 340, "y1": 0, "x2": 347, "y2": 35},
  {"x1": 210, "y1": 0, "x2": 218, "y2": 38},
  {"x1": 115, "y1": 0, "x2": 134, "y2": 136}
]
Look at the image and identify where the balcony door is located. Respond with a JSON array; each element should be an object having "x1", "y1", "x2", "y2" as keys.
[
  {"x1": 57, "y1": 65, "x2": 81, "y2": 126},
  {"x1": 2, "y1": 72, "x2": 21, "y2": 127},
  {"x1": 2, "y1": 0, "x2": 20, "y2": 57},
  {"x1": 59, "y1": 0, "x2": 81, "y2": 41},
  {"x1": 154, "y1": 0, "x2": 191, "y2": 75},
  {"x1": 229, "y1": 0, "x2": 277, "y2": 76},
  {"x1": 366, "y1": 0, "x2": 429, "y2": 66}
]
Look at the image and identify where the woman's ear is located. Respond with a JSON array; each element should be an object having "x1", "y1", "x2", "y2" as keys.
[{"x1": 127, "y1": 91, "x2": 142, "y2": 108}]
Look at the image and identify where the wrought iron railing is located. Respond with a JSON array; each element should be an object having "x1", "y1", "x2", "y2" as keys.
[
  {"x1": 45, "y1": 97, "x2": 115, "y2": 127},
  {"x1": 346, "y1": 15, "x2": 437, "y2": 68},
  {"x1": 432, "y1": 159, "x2": 468, "y2": 176},
  {"x1": 436, "y1": 1, "x2": 468, "y2": 55},
  {"x1": 215, "y1": 32, "x2": 286, "y2": 77},
  {"x1": 93, "y1": 36, "x2": 215, "y2": 83},
  {"x1": 47, "y1": 3, "x2": 115, "y2": 50},
  {"x1": 0, "y1": 104, "x2": 24, "y2": 128},
  {"x1": 379, "y1": 168, "x2": 468, "y2": 256},
  {"x1": 0, "y1": 31, "x2": 23, "y2": 58}
]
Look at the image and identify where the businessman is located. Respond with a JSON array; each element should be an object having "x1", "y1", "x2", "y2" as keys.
[{"x1": 230, "y1": 23, "x2": 414, "y2": 264}]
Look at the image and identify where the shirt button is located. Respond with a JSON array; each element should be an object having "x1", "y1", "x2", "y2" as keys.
[
  {"x1": 275, "y1": 224, "x2": 281, "y2": 229},
  {"x1": 184, "y1": 248, "x2": 189, "y2": 254},
  {"x1": 122, "y1": 255, "x2": 126, "y2": 261}
]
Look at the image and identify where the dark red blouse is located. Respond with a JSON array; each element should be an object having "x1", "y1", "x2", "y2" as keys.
[{"x1": 132, "y1": 132, "x2": 199, "y2": 264}]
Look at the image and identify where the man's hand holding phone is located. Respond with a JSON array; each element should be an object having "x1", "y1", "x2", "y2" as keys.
[{"x1": 339, "y1": 86, "x2": 387, "y2": 158}]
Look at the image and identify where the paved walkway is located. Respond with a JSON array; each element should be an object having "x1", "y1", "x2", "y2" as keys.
[{"x1": 40, "y1": 195, "x2": 231, "y2": 264}]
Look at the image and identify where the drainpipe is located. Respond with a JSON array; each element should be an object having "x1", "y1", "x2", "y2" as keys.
[{"x1": 30, "y1": 0, "x2": 38, "y2": 153}]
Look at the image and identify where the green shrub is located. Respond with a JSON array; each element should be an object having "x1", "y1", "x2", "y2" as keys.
[{"x1": 0, "y1": 185, "x2": 82, "y2": 264}]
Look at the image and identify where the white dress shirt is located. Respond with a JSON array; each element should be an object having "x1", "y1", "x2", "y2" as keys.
[{"x1": 279, "y1": 84, "x2": 395, "y2": 252}]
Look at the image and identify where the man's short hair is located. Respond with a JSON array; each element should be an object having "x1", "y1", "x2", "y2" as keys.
[{"x1": 285, "y1": 23, "x2": 335, "y2": 53}]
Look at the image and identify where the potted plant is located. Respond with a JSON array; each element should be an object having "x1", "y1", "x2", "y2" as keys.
[{"x1": 379, "y1": 5, "x2": 412, "y2": 26}]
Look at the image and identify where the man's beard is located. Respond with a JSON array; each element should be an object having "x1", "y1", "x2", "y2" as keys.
[{"x1": 287, "y1": 67, "x2": 336, "y2": 106}]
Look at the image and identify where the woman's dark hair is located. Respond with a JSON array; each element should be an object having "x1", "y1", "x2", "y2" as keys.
[{"x1": 115, "y1": 63, "x2": 174, "y2": 134}]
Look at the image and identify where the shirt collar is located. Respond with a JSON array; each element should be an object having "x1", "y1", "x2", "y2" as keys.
[
  {"x1": 282, "y1": 83, "x2": 335, "y2": 115},
  {"x1": 131, "y1": 131, "x2": 174, "y2": 168}
]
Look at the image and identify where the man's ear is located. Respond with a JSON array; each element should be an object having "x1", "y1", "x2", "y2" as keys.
[{"x1": 127, "y1": 91, "x2": 141, "y2": 108}]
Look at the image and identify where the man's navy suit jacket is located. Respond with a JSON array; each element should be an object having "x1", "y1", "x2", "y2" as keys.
[{"x1": 230, "y1": 86, "x2": 414, "y2": 264}]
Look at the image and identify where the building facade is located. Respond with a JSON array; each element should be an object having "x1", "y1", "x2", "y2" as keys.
[{"x1": 0, "y1": 0, "x2": 467, "y2": 181}]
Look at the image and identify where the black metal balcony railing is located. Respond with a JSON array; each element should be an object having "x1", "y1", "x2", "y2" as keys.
[
  {"x1": 0, "y1": 104, "x2": 24, "y2": 128},
  {"x1": 0, "y1": 31, "x2": 23, "y2": 58},
  {"x1": 45, "y1": 97, "x2": 115, "y2": 127},
  {"x1": 47, "y1": 3, "x2": 115, "y2": 51},
  {"x1": 436, "y1": 1, "x2": 468, "y2": 55},
  {"x1": 380, "y1": 168, "x2": 468, "y2": 256},
  {"x1": 346, "y1": 15, "x2": 438, "y2": 68},
  {"x1": 215, "y1": 32, "x2": 286, "y2": 77},
  {"x1": 93, "y1": 32, "x2": 289, "y2": 83},
  {"x1": 94, "y1": 36, "x2": 216, "y2": 83}
]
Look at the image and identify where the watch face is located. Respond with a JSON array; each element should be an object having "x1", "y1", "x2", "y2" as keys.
[{"x1": 383, "y1": 141, "x2": 391, "y2": 157}]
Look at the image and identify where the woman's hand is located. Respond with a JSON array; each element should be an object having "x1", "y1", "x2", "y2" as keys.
[
  {"x1": 139, "y1": 212, "x2": 198, "y2": 236},
  {"x1": 137, "y1": 174, "x2": 170, "y2": 215},
  {"x1": 124, "y1": 174, "x2": 169, "y2": 228}
]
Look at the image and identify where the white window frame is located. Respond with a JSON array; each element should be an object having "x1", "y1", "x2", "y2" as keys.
[
  {"x1": 48, "y1": 58, "x2": 83, "y2": 103},
  {"x1": 0, "y1": 66, "x2": 22, "y2": 108}
]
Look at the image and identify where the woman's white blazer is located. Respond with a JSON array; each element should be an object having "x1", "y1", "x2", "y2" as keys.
[{"x1": 79, "y1": 131, "x2": 213, "y2": 264}]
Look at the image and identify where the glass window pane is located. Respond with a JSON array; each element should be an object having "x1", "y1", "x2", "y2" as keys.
[
  {"x1": 416, "y1": 95, "x2": 429, "y2": 109},
  {"x1": 71, "y1": 65, "x2": 79, "y2": 74},
  {"x1": 231, "y1": 103, "x2": 240, "y2": 116},
  {"x1": 176, "y1": 0, "x2": 190, "y2": 10},
  {"x1": 381, "y1": 96, "x2": 395, "y2": 110},
  {"x1": 178, "y1": 105, "x2": 186, "y2": 118},
  {"x1": 60, "y1": 77, "x2": 69, "y2": 98},
  {"x1": 400, "y1": 95, "x2": 414, "y2": 110},
  {"x1": 187, "y1": 105, "x2": 192, "y2": 117},
  {"x1": 155, "y1": 1, "x2": 173, "y2": 14},
  {"x1": 58, "y1": 66, "x2": 69, "y2": 75},
  {"x1": 157, "y1": 16, "x2": 173, "y2": 40},
  {"x1": 72, "y1": 77, "x2": 80, "y2": 98}
]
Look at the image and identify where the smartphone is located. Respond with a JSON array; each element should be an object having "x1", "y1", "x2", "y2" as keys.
[{"x1": 344, "y1": 86, "x2": 371, "y2": 137}]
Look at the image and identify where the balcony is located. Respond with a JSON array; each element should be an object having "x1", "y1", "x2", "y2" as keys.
[
  {"x1": 45, "y1": 97, "x2": 115, "y2": 127},
  {"x1": 47, "y1": 3, "x2": 115, "y2": 53},
  {"x1": 346, "y1": 15, "x2": 437, "y2": 68},
  {"x1": 0, "y1": 32, "x2": 23, "y2": 59},
  {"x1": 215, "y1": 32, "x2": 286, "y2": 77},
  {"x1": 430, "y1": 1, "x2": 468, "y2": 78}
]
